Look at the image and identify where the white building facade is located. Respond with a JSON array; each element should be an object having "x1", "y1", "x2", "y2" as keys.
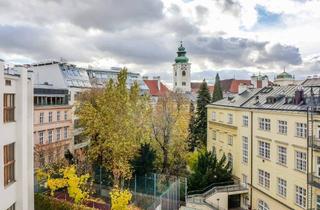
[
  {"x1": 0, "y1": 61, "x2": 34, "y2": 210},
  {"x1": 173, "y1": 42, "x2": 191, "y2": 93}
]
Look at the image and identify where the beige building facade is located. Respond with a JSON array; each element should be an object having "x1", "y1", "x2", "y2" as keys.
[{"x1": 206, "y1": 80, "x2": 320, "y2": 210}]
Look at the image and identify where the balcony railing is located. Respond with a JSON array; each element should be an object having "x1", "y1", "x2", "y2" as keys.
[
  {"x1": 308, "y1": 173, "x2": 320, "y2": 188},
  {"x1": 309, "y1": 137, "x2": 320, "y2": 150}
]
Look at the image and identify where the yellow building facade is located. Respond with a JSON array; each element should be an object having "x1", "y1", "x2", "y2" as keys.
[{"x1": 207, "y1": 81, "x2": 320, "y2": 210}]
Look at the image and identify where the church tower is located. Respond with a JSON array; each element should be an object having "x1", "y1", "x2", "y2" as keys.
[{"x1": 173, "y1": 41, "x2": 191, "y2": 93}]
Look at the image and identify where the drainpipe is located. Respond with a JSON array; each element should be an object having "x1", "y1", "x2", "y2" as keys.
[{"x1": 250, "y1": 110, "x2": 253, "y2": 209}]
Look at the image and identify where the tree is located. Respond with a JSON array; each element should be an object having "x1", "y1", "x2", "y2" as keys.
[
  {"x1": 187, "y1": 102, "x2": 197, "y2": 152},
  {"x1": 77, "y1": 69, "x2": 151, "y2": 186},
  {"x1": 151, "y1": 92, "x2": 189, "y2": 176},
  {"x1": 131, "y1": 143, "x2": 156, "y2": 176},
  {"x1": 110, "y1": 188, "x2": 132, "y2": 210},
  {"x1": 194, "y1": 80, "x2": 211, "y2": 148},
  {"x1": 211, "y1": 73, "x2": 223, "y2": 103},
  {"x1": 188, "y1": 151, "x2": 233, "y2": 192}
]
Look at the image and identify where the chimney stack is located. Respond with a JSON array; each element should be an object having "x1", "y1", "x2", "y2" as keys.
[
  {"x1": 294, "y1": 86, "x2": 304, "y2": 105},
  {"x1": 238, "y1": 82, "x2": 248, "y2": 94}
]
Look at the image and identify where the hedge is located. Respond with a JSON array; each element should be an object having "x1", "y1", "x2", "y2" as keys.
[{"x1": 35, "y1": 193, "x2": 95, "y2": 210}]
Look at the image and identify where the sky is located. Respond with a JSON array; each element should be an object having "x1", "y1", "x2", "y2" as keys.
[{"x1": 0, "y1": 0, "x2": 320, "y2": 83}]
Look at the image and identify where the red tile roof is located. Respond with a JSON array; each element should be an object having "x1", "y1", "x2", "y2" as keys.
[
  {"x1": 229, "y1": 80, "x2": 251, "y2": 93},
  {"x1": 144, "y1": 80, "x2": 170, "y2": 96},
  {"x1": 191, "y1": 79, "x2": 252, "y2": 94},
  {"x1": 191, "y1": 82, "x2": 214, "y2": 93}
]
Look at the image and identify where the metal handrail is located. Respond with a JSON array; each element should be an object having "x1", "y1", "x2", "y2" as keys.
[{"x1": 188, "y1": 181, "x2": 234, "y2": 196}]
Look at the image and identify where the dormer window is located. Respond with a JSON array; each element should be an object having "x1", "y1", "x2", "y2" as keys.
[{"x1": 266, "y1": 96, "x2": 276, "y2": 104}]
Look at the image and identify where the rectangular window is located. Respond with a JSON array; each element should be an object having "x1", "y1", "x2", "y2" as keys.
[
  {"x1": 48, "y1": 112, "x2": 53, "y2": 123},
  {"x1": 277, "y1": 178, "x2": 287, "y2": 197},
  {"x1": 258, "y1": 141, "x2": 270, "y2": 159},
  {"x1": 259, "y1": 118, "x2": 271, "y2": 131},
  {"x1": 242, "y1": 136, "x2": 248, "y2": 163},
  {"x1": 48, "y1": 130, "x2": 53, "y2": 143},
  {"x1": 296, "y1": 123, "x2": 307, "y2": 138},
  {"x1": 64, "y1": 111, "x2": 68, "y2": 120},
  {"x1": 39, "y1": 131, "x2": 44, "y2": 144},
  {"x1": 212, "y1": 130, "x2": 217, "y2": 140},
  {"x1": 56, "y1": 128, "x2": 61, "y2": 141},
  {"x1": 296, "y1": 151, "x2": 307, "y2": 172},
  {"x1": 258, "y1": 169, "x2": 270, "y2": 189},
  {"x1": 4, "y1": 143, "x2": 15, "y2": 186},
  {"x1": 278, "y1": 146, "x2": 287, "y2": 166},
  {"x1": 317, "y1": 195, "x2": 320, "y2": 210},
  {"x1": 212, "y1": 112, "x2": 216, "y2": 121},
  {"x1": 7, "y1": 203, "x2": 15, "y2": 210},
  {"x1": 57, "y1": 111, "x2": 60, "y2": 121},
  {"x1": 5, "y1": 80, "x2": 11, "y2": 86},
  {"x1": 3, "y1": 94, "x2": 15, "y2": 123},
  {"x1": 295, "y1": 185, "x2": 306, "y2": 208},
  {"x1": 228, "y1": 135, "x2": 233, "y2": 145},
  {"x1": 242, "y1": 115, "x2": 248, "y2": 127},
  {"x1": 64, "y1": 127, "x2": 68, "y2": 139},
  {"x1": 39, "y1": 112, "x2": 44, "y2": 124},
  {"x1": 278, "y1": 120, "x2": 287, "y2": 135},
  {"x1": 227, "y1": 113, "x2": 233, "y2": 124}
]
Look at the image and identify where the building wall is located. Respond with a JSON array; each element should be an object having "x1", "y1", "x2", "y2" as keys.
[
  {"x1": 0, "y1": 64, "x2": 34, "y2": 210},
  {"x1": 207, "y1": 104, "x2": 320, "y2": 210},
  {"x1": 173, "y1": 63, "x2": 191, "y2": 93}
]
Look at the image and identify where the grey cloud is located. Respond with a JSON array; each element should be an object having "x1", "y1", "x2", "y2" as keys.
[
  {"x1": 213, "y1": 0, "x2": 241, "y2": 16},
  {"x1": 196, "y1": 5, "x2": 209, "y2": 23}
]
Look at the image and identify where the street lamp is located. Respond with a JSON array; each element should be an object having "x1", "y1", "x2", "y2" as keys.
[{"x1": 217, "y1": 198, "x2": 220, "y2": 210}]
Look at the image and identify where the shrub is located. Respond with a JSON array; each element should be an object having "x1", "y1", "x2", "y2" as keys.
[{"x1": 35, "y1": 193, "x2": 94, "y2": 210}]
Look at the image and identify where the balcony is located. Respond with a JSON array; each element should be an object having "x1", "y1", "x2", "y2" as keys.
[
  {"x1": 308, "y1": 173, "x2": 320, "y2": 188},
  {"x1": 309, "y1": 137, "x2": 320, "y2": 151}
]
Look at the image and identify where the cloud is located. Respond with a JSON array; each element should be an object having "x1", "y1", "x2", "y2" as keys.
[{"x1": 213, "y1": 0, "x2": 242, "y2": 16}]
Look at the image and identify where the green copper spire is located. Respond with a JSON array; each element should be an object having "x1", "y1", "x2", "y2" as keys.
[{"x1": 175, "y1": 41, "x2": 189, "y2": 63}]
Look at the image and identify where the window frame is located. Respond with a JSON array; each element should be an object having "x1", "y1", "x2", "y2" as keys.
[
  {"x1": 242, "y1": 115, "x2": 249, "y2": 127},
  {"x1": 242, "y1": 136, "x2": 248, "y2": 163},
  {"x1": 3, "y1": 143, "x2": 15, "y2": 186},
  {"x1": 259, "y1": 118, "x2": 271, "y2": 131},
  {"x1": 258, "y1": 141, "x2": 270, "y2": 159},
  {"x1": 295, "y1": 151, "x2": 307, "y2": 172},
  {"x1": 277, "y1": 177, "x2": 287, "y2": 197},
  {"x1": 295, "y1": 185, "x2": 306, "y2": 208},
  {"x1": 278, "y1": 120, "x2": 288, "y2": 135},
  {"x1": 3, "y1": 94, "x2": 15, "y2": 123},
  {"x1": 296, "y1": 122, "x2": 307, "y2": 138},
  {"x1": 277, "y1": 146, "x2": 287, "y2": 166}
]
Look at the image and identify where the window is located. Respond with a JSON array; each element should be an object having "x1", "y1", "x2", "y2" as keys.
[
  {"x1": 39, "y1": 131, "x2": 44, "y2": 144},
  {"x1": 259, "y1": 118, "x2": 271, "y2": 131},
  {"x1": 39, "y1": 112, "x2": 44, "y2": 124},
  {"x1": 212, "y1": 130, "x2": 217, "y2": 140},
  {"x1": 48, "y1": 130, "x2": 53, "y2": 143},
  {"x1": 182, "y1": 70, "x2": 186, "y2": 76},
  {"x1": 212, "y1": 112, "x2": 216, "y2": 121},
  {"x1": 48, "y1": 112, "x2": 53, "y2": 123},
  {"x1": 258, "y1": 141, "x2": 270, "y2": 159},
  {"x1": 258, "y1": 169, "x2": 270, "y2": 189},
  {"x1": 296, "y1": 123, "x2": 307, "y2": 138},
  {"x1": 3, "y1": 94, "x2": 15, "y2": 123},
  {"x1": 64, "y1": 111, "x2": 68, "y2": 120},
  {"x1": 56, "y1": 128, "x2": 61, "y2": 141},
  {"x1": 278, "y1": 120, "x2": 287, "y2": 135},
  {"x1": 57, "y1": 111, "x2": 61, "y2": 121},
  {"x1": 278, "y1": 146, "x2": 287, "y2": 166},
  {"x1": 242, "y1": 136, "x2": 248, "y2": 163},
  {"x1": 7, "y1": 203, "x2": 15, "y2": 210},
  {"x1": 295, "y1": 185, "x2": 306, "y2": 208},
  {"x1": 296, "y1": 151, "x2": 307, "y2": 172},
  {"x1": 242, "y1": 115, "x2": 248, "y2": 127},
  {"x1": 182, "y1": 82, "x2": 186, "y2": 86},
  {"x1": 228, "y1": 135, "x2": 233, "y2": 145},
  {"x1": 242, "y1": 174, "x2": 247, "y2": 186},
  {"x1": 317, "y1": 195, "x2": 320, "y2": 210},
  {"x1": 227, "y1": 153, "x2": 233, "y2": 168},
  {"x1": 277, "y1": 178, "x2": 287, "y2": 197},
  {"x1": 4, "y1": 143, "x2": 15, "y2": 186},
  {"x1": 212, "y1": 146, "x2": 216, "y2": 154},
  {"x1": 5, "y1": 80, "x2": 11, "y2": 86},
  {"x1": 258, "y1": 200, "x2": 269, "y2": 210},
  {"x1": 227, "y1": 113, "x2": 233, "y2": 124},
  {"x1": 64, "y1": 127, "x2": 68, "y2": 139}
]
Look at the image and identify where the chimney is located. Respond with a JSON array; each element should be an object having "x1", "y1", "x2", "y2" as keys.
[
  {"x1": 153, "y1": 76, "x2": 161, "y2": 90},
  {"x1": 238, "y1": 83, "x2": 248, "y2": 94},
  {"x1": 294, "y1": 86, "x2": 304, "y2": 105}
]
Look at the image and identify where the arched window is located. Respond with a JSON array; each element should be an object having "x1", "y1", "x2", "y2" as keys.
[
  {"x1": 175, "y1": 71, "x2": 177, "y2": 76},
  {"x1": 182, "y1": 70, "x2": 186, "y2": 76},
  {"x1": 258, "y1": 200, "x2": 269, "y2": 210},
  {"x1": 227, "y1": 153, "x2": 233, "y2": 168}
]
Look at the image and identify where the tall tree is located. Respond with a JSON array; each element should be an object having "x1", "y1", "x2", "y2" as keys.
[
  {"x1": 187, "y1": 102, "x2": 197, "y2": 152},
  {"x1": 188, "y1": 151, "x2": 233, "y2": 192},
  {"x1": 151, "y1": 92, "x2": 189, "y2": 176},
  {"x1": 194, "y1": 79, "x2": 211, "y2": 148},
  {"x1": 131, "y1": 143, "x2": 156, "y2": 176},
  {"x1": 77, "y1": 69, "x2": 151, "y2": 186},
  {"x1": 211, "y1": 73, "x2": 223, "y2": 103}
]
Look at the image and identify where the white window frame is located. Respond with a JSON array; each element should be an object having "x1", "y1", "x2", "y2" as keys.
[
  {"x1": 258, "y1": 141, "x2": 270, "y2": 159},
  {"x1": 258, "y1": 200, "x2": 269, "y2": 210},
  {"x1": 295, "y1": 185, "x2": 306, "y2": 208},
  {"x1": 259, "y1": 118, "x2": 271, "y2": 131},
  {"x1": 278, "y1": 120, "x2": 287, "y2": 135},
  {"x1": 296, "y1": 122, "x2": 307, "y2": 138},
  {"x1": 64, "y1": 127, "x2": 68, "y2": 139},
  {"x1": 258, "y1": 169, "x2": 270, "y2": 189},
  {"x1": 39, "y1": 131, "x2": 44, "y2": 144},
  {"x1": 64, "y1": 111, "x2": 68, "y2": 120},
  {"x1": 212, "y1": 112, "x2": 216, "y2": 121},
  {"x1": 278, "y1": 146, "x2": 287, "y2": 166},
  {"x1": 228, "y1": 153, "x2": 233, "y2": 167},
  {"x1": 295, "y1": 151, "x2": 307, "y2": 172},
  {"x1": 56, "y1": 128, "x2": 61, "y2": 141},
  {"x1": 48, "y1": 129, "x2": 53, "y2": 143},
  {"x1": 48, "y1": 112, "x2": 53, "y2": 123},
  {"x1": 57, "y1": 111, "x2": 60, "y2": 121},
  {"x1": 228, "y1": 135, "x2": 233, "y2": 146},
  {"x1": 39, "y1": 112, "x2": 44, "y2": 124},
  {"x1": 242, "y1": 115, "x2": 248, "y2": 127},
  {"x1": 277, "y1": 177, "x2": 287, "y2": 197},
  {"x1": 242, "y1": 136, "x2": 248, "y2": 163},
  {"x1": 212, "y1": 130, "x2": 217, "y2": 140},
  {"x1": 227, "y1": 113, "x2": 233, "y2": 124}
]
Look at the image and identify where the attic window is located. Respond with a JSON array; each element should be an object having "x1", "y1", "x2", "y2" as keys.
[
  {"x1": 266, "y1": 96, "x2": 276, "y2": 104},
  {"x1": 261, "y1": 87, "x2": 273, "y2": 93},
  {"x1": 285, "y1": 97, "x2": 294, "y2": 104}
]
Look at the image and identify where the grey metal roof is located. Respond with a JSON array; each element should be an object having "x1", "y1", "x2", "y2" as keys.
[{"x1": 301, "y1": 77, "x2": 320, "y2": 87}]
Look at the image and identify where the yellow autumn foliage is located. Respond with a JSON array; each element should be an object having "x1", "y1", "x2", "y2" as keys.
[{"x1": 110, "y1": 188, "x2": 132, "y2": 210}]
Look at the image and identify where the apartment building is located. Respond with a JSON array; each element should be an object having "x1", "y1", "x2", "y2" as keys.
[
  {"x1": 0, "y1": 61, "x2": 34, "y2": 210},
  {"x1": 33, "y1": 85, "x2": 72, "y2": 169},
  {"x1": 205, "y1": 78, "x2": 320, "y2": 210}
]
